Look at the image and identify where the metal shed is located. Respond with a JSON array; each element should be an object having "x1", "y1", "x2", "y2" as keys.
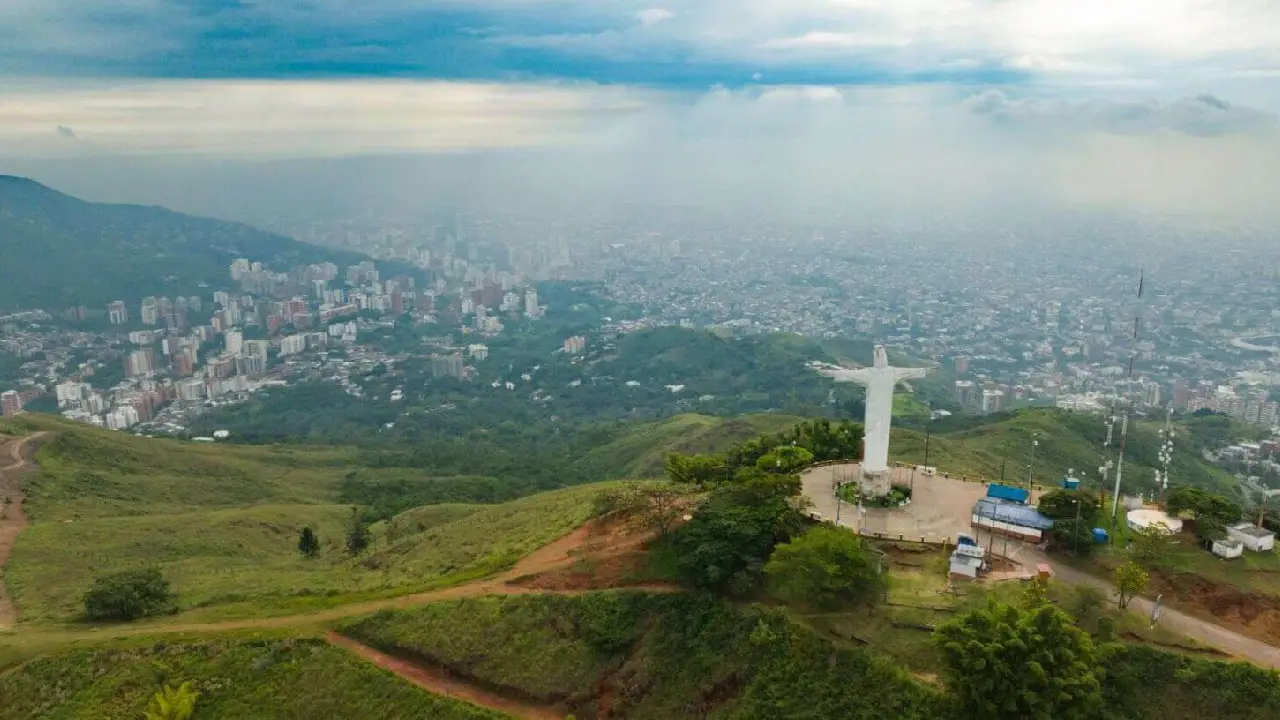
[{"x1": 971, "y1": 498, "x2": 1055, "y2": 542}]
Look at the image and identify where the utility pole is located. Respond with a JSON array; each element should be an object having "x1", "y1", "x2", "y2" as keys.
[
  {"x1": 1111, "y1": 412, "x2": 1130, "y2": 524},
  {"x1": 923, "y1": 400, "x2": 933, "y2": 468},
  {"x1": 1073, "y1": 497, "x2": 1083, "y2": 556},
  {"x1": 1028, "y1": 433, "x2": 1040, "y2": 495}
]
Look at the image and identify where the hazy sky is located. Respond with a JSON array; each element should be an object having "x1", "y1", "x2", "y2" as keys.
[{"x1": 2, "y1": 1, "x2": 1279, "y2": 222}]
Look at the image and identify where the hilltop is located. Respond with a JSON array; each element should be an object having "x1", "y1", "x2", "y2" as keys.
[
  {"x1": 0, "y1": 175, "x2": 387, "y2": 311},
  {"x1": 3, "y1": 412, "x2": 1280, "y2": 718}
]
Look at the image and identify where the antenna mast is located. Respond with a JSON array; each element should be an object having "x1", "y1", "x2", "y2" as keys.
[{"x1": 1110, "y1": 270, "x2": 1144, "y2": 524}]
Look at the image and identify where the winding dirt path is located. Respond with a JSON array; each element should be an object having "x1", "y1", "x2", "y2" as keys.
[
  {"x1": 326, "y1": 632, "x2": 562, "y2": 720},
  {"x1": 0, "y1": 432, "x2": 48, "y2": 630}
]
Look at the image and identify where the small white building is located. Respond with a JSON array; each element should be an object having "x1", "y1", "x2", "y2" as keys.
[
  {"x1": 1227, "y1": 523, "x2": 1276, "y2": 553},
  {"x1": 1211, "y1": 538, "x2": 1244, "y2": 560},
  {"x1": 949, "y1": 535, "x2": 987, "y2": 580},
  {"x1": 1127, "y1": 509, "x2": 1184, "y2": 535}
]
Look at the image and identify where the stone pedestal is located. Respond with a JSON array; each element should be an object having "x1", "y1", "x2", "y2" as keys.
[{"x1": 861, "y1": 468, "x2": 892, "y2": 498}]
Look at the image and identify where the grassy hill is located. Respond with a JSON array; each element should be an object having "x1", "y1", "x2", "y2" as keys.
[
  {"x1": 888, "y1": 408, "x2": 1249, "y2": 498},
  {"x1": 341, "y1": 592, "x2": 941, "y2": 720},
  {"x1": 571, "y1": 413, "x2": 805, "y2": 480},
  {"x1": 0, "y1": 635, "x2": 503, "y2": 720},
  {"x1": 1, "y1": 416, "x2": 606, "y2": 623},
  {"x1": 0, "y1": 175, "x2": 404, "y2": 312}
]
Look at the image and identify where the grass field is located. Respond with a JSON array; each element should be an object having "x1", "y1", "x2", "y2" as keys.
[
  {"x1": 888, "y1": 408, "x2": 1244, "y2": 496},
  {"x1": 9, "y1": 483, "x2": 606, "y2": 624},
  {"x1": 341, "y1": 591, "x2": 942, "y2": 720},
  {"x1": 0, "y1": 635, "x2": 506, "y2": 719}
]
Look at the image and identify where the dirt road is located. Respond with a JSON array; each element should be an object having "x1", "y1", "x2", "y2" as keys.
[
  {"x1": 327, "y1": 632, "x2": 561, "y2": 720},
  {"x1": 0, "y1": 432, "x2": 48, "y2": 630},
  {"x1": 1042, "y1": 554, "x2": 1280, "y2": 669}
]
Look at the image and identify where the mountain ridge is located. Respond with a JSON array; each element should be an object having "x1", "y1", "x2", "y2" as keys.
[{"x1": 0, "y1": 174, "x2": 395, "y2": 312}]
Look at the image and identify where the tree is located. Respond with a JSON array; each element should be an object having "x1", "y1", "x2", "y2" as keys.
[
  {"x1": 345, "y1": 507, "x2": 370, "y2": 556},
  {"x1": 934, "y1": 600, "x2": 1102, "y2": 720},
  {"x1": 668, "y1": 481, "x2": 805, "y2": 595},
  {"x1": 1070, "y1": 584, "x2": 1107, "y2": 621},
  {"x1": 1165, "y1": 486, "x2": 1241, "y2": 526},
  {"x1": 1130, "y1": 524, "x2": 1175, "y2": 565},
  {"x1": 1193, "y1": 515, "x2": 1228, "y2": 544},
  {"x1": 1037, "y1": 489, "x2": 1099, "y2": 525},
  {"x1": 665, "y1": 453, "x2": 727, "y2": 487},
  {"x1": 298, "y1": 526, "x2": 321, "y2": 559},
  {"x1": 1115, "y1": 562, "x2": 1149, "y2": 609},
  {"x1": 144, "y1": 682, "x2": 200, "y2": 720},
  {"x1": 756, "y1": 445, "x2": 815, "y2": 474},
  {"x1": 764, "y1": 525, "x2": 885, "y2": 609},
  {"x1": 639, "y1": 483, "x2": 687, "y2": 536},
  {"x1": 83, "y1": 568, "x2": 176, "y2": 621}
]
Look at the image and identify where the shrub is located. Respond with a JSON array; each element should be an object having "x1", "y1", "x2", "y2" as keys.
[{"x1": 83, "y1": 568, "x2": 176, "y2": 621}]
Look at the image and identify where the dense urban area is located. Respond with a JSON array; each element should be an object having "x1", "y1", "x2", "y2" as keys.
[{"x1": 4, "y1": 210, "x2": 1280, "y2": 439}]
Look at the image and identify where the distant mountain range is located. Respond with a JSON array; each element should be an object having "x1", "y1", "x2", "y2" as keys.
[{"x1": 0, "y1": 175, "x2": 385, "y2": 313}]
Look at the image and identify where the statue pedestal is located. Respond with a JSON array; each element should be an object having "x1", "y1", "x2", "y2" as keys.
[{"x1": 861, "y1": 468, "x2": 892, "y2": 498}]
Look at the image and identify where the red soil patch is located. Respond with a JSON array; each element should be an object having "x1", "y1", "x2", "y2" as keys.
[
  {"x1": 1149, "y1": 570, "x2": 1280, "y2": 646},
  {"x1": 327, "y1": 631, "x2": 564, "y2": 720}
]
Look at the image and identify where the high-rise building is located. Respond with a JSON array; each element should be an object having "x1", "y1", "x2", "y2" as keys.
[
  {"x1": 955, "y1": 380, "x2": 976, "y2": 407},
  {"x1": 124, "y1": 348, "x2": 156, "y2": 378},
  {"x1": 1, "y1": 390, "x2": 24, "y2": 417},
  {"x1": 953, "y1": 356, "x2": 970, "y2": 375},
  {"x1": 981, "y1": 388, "x2": 1005, "y2": 414},
  {"x1": 140, "y1": 297, "x2": 159, "y2": 326},
  {"x1": 225, "y1": 330, "x2": 244, "y2": 357},
  {"x1": 524, "y1": 287, "x2": 540, "y2": 317},
  {"x1": 279, "y1": 334, "x2": 308, "y2": 356},
  {"x1": 107, "y1": 300, "x2": 129, "y2": 325},
  {"x1": 430, "y1": 353, "x2": 464, "y2": 379},
  {"x1": 563, "y1": 336, "x2": 587, "y2": 355}
]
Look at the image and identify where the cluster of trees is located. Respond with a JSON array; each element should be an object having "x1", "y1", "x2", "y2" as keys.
[
  {"x1": 657, "y1": 428, "x2": 884, "y2": 607},
  {"x1": 934, "y1": 583, "x2": 1103, "y2": 720},
  {"x1": 1165, "y1": 486, "x2": 1242, "y2": 543},
  {"x1": 666, "y1": 418, "x2": 864, "y2": 488},
  {"x1": 1037, "y1": 488, "x2": 1101, "y2": 556}
]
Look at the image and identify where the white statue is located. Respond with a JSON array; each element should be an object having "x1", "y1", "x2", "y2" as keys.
[{"x1": 814, "y1": 346, "x2": 930, "y2": 493}]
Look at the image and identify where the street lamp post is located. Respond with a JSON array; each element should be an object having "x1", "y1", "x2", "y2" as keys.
[{"x1": 1028, "y1": 434, "x2": 1040, "y2": 496}]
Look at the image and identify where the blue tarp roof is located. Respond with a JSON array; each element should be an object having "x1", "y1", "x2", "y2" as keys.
[
  {"x1": 986, "y1": 484, "x2": 1030, "y2": 503},
  {"x1": 973, "y1": 498, "x2": 1055, "y2": 530}
]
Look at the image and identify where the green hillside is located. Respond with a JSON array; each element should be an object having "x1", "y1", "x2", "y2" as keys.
[
  {"x1": 572, "y1": 413, "x2": 805, "y2": 480},
  {"x1": 341, "y1": 592, "x2": 941, "y2": 720},
  {"x1": 0, "y1": 636, "x2": 504, "y2": 720},
  {"x1": 0, "y1": 175, "x2": 404, "y2": 312},
  {"x1": 889, "y1": 408, "x2": 1247, "y2": 498},
  {"x1": 2, "y1": 416, "x2": 606, "y2": 623}
]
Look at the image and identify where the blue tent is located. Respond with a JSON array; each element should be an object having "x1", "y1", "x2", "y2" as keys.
[{"x1": 986, "y1": 484, "x2": 1030, "y2": 504}]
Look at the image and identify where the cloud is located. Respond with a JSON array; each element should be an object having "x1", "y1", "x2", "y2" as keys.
[
  {"x1": 635, "y1": 8, "x2": 674, "y2": 27},
  {"x1": 0, "y1": 80, "x2": 647, "y2": 157},
  {"x1": 2, "y1": 0, "x2": 1277, "y2": 94},
  {"x1": 6, "y1": 79, "x2": 1280, "y2": 225},
  {"x1": 964, "y1": 89, "x2": 1278, "y2": 137}
]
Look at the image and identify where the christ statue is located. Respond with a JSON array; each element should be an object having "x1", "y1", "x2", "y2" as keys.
[{"x1": 813, "y1": 345, "x2": 930, "y2": 485}]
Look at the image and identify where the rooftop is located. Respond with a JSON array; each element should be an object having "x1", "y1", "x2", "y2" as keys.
[{"x1": 1230, "y1": 523, "x2": 1275, "y2": 539}]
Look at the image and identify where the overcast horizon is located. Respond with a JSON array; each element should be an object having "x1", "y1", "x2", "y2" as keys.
[{"x1": 3, "y1": 1, "x2": 1280, "y2": 223}]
